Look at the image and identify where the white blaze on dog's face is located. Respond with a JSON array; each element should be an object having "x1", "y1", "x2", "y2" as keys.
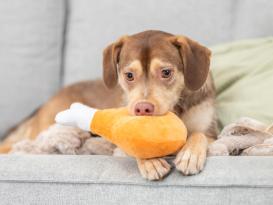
[{"x1": 118, "y1": 59, "x2": 185, "y2": 115}]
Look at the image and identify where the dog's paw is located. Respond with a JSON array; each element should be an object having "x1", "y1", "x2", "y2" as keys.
[
  {"x1": 174, "y1": 134, "x2": 207, "y2": 176},
  {"x1": 137, "y1": 158, "x2": 171, "y2": 181},
  {"x1": 208, "y1": 142, "x2": 229, "y2": 156},
  {"x1": 174, "y1": 149, "x2": 206, "y2": 175}
]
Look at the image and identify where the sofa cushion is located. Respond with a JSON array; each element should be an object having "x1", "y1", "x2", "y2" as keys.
[
  {"x1": 63, "y1": 0, "x2": 273, "y2": 85},
  {"x1": 233, "y1": 0, "x2": 273, "y2": 40},
  {"x1": 0, "y1": 155, "x2": 273, "y2": 204},
  {"x1": 63, "y1": 0, "x2": 233, "y2": 84},
  {"x1": 0, "y1": 0, "x2": 66, "y2": 138}
]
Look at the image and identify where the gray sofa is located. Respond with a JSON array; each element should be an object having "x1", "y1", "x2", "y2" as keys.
[{"x1": 0, "y1": 0, "x2": 273, "y2": 204}]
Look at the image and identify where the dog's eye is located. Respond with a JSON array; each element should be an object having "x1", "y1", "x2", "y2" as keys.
[
  {"x1": 161, "y1": 69, "x2": 172, "y2": 78},
  {"x1": 125, "y1": 72, "x2": 134, "y2": 81}
]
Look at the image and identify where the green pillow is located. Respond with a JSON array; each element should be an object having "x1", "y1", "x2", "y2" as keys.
[{"x1": 210, "y1": 37, "x2": 273, "y2": 129}]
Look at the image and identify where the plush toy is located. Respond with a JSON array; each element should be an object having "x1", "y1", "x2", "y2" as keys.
[{"x1": 55, "y1": 103, "x2": 187, "y2": 159}]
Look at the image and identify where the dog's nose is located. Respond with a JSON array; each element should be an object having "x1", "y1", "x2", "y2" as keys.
[{"x1": 134, "y1": 102, "x2": 155, "y2": 116}]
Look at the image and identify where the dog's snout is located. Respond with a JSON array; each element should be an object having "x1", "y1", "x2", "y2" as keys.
[{"x1": 134, "y1": 102, "x2": 155, "y2": 116}]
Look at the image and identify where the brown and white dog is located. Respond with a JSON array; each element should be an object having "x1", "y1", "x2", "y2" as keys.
[{"x1": 0, "y1": 30, "x2": 218, "y2": 180}]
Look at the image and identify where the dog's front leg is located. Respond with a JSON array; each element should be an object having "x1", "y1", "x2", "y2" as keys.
[
  {"x1": 174, "y1": 132, "x2": 208, "y2": 175},
  {"x1": 137, "y1": 158, "x2": 171, "y2": 181}
]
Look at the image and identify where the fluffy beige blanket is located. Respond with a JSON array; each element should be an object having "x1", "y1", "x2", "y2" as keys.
[
  {"x1": 208, "y1": 117, "x2": 273, "y2": 156},
  {"x1": 10, "y1": 117, "x2": 273, "y2": 156}
]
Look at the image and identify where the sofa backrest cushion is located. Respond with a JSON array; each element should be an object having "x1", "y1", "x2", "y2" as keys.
[
  {"x1": 63, "y1": 0, "x2": 273, "y2": 85},
  {"x1": 0, "y1": 0, "x2": 65, "y2": 138}
]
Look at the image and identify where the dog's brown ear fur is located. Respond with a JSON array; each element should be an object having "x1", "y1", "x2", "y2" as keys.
[
  {"x1": 103, "y1": 36, "x2": 127, "y2": 88},
  {"x1": 170, "y1": 36, "x2": 211, "y2": 91}
]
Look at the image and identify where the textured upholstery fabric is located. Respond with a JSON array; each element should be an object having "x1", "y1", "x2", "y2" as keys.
[
  {"x1": 233, "y1": 0, "x2": 273, "y2": 39},
  {"x1": 0, "y1": 0, "x2": 65, "y2": 138},
  {"x1": 0, "y1": 155, "x2": 273, "y2": 205},
  {"x1": 63, "y1": 0, "x2": 273, "y2": 84},
  {"x1": 63, "y1": 0, "x2": 232, "y2": 84}
]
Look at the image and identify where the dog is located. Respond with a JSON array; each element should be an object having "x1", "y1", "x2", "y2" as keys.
[{"x1": 0, "y1": 30, "x2": 218, "y2": 180}]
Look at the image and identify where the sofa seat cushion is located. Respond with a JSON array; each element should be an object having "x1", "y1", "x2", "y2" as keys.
[{"x1": 0, "y1": 155, "x2": 273, "y2": 204}]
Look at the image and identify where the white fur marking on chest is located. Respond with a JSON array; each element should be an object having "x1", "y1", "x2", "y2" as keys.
[{"x1": 181, "y1": 99, "x2": 214, "y2": 134}]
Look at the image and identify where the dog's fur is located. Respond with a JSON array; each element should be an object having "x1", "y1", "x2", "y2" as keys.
[{"x1": 0, "y1": 30, "x2": 218, "y2": 180}]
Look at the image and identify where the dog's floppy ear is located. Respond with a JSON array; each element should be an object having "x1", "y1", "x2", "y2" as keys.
[
  {"x1": 103, "y1": 36, "x2": 127, "y2": 88},
  {"x1": 170, "y1": 36, "x2": 211, "y2": 91}
]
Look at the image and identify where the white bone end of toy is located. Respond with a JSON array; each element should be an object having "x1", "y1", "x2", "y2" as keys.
[{"x1": 55, "y1": 102, "x2": 97, "y2": 131}]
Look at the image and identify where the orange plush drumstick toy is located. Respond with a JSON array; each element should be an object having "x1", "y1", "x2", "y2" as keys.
[{"x1": 55, "y1": 103, "x2": 187, "y2": 159}]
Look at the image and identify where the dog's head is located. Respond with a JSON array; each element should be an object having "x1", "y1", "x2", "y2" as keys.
[{"x1": 103, "y1": 30, "x2": 211, "y2": 116}]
